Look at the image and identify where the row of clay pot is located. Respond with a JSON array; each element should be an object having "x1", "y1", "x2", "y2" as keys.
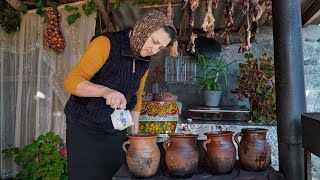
[
  {"x1": 122, "y1": 128, "x2": 271, "y2": 178},
  {"x1": 203, "y1": 128, "x2": 271, "y2": 175}
]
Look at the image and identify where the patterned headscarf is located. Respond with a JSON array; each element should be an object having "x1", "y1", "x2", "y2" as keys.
[{"x1": 130, "y1": 10, "x2": 176, "y2": 57}]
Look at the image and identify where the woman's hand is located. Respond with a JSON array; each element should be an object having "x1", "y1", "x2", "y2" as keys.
[
  {"x1": 74, "y1": 81, "x2": 127, "y2": 109},
  {"x1": 101, "y1": 88, "x2": 127, "y2": 109}
]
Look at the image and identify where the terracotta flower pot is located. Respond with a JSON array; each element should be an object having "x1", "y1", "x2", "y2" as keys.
[
  {"x1": 202, "y1": 131, "x2": 236, "y2": 174},
  {"x1": 163, "y1": 134, "x2": 199, "y2": 178},
  {"x1": 122, "y1": 133, "x2": 160, "y2": 178},
  {"x1": 234, "y1": 128, "x2": 271, "y2": 171}
]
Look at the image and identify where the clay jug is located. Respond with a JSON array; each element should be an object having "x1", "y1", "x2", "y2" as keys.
[
  {"x1": 202, "y1": 131, "x2": 236, "y2": 174},
  {"x1": 163, "y1": 134, "x2": 199, "y2": 178},
  {"x1": 234, "y1": 128, "x2": 271, "y2": 171},
  {"x1": 122, "y1": 134, "x2": 160, "y2": 178}
]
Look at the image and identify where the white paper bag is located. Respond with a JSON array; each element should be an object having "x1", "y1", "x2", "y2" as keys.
[{"x1": 111, "y1": 109, "x2": 134, "y2": 131}]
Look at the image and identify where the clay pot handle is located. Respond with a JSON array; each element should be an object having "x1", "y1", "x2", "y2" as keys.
[
  {"x1": 234, "y1": 132, "x2": 243, "y2": 146},
  {"x1": 163, "y1": 139, "x2": 171, "y2": 151},
  {"x1": 122, "y1": 139, "x2": 130, "y2": 153},
  {"x1": 202, "y1": 139, "x2": 211, "y2": 152}
]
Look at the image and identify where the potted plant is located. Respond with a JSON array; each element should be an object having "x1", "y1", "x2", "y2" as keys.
[
  {"x1": 232, "y1": 51, "x2": 276, "y2": 125},
  {"x1": 149, "y1": 64, "x2": 166, "y2": 95},
  {"x1": 2, "y1": 131, "x2": 68, "y2": 179},
  {"x1": 195, "y1": 51, "x2": 235, "y2": 106}
]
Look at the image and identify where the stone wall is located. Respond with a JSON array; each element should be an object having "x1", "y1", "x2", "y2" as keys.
[
  {"x1": 146, "y1": 25, "x2": 320, "y2": 115},
  {"x1": 145, "y1": 25, "x2": 320, "y2": 179}
]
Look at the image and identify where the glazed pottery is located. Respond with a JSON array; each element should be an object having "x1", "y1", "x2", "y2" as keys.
[
  {"x1": 234, "y1": 128, "x2": 271, "y2": 171},
  {"x1": 122, "y1": 133, "x2": 160, "y2": 178},
  {"x1": 202, "y1": 131, "x2": 236, "y2": 174},
  {"x1": 163, "y1": 133, "x2": 199, "y2": 178}
]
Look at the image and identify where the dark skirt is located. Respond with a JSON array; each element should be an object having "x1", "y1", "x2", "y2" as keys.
[{"x1": 66, "y1": 121, "x2": 127, "y2": 180}]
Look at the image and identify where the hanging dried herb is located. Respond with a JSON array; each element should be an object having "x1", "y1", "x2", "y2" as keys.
[{"x1": 0, "y1": 1, "x2": 21, "y2": 33}]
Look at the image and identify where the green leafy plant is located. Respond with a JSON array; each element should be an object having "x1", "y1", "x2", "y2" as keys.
[
  {"x1": 34, "y1": 0, "x2": 57, "y2": 17},
  {"x1": 232, "y1": 51, "x2": 276, "y2": 125},
  {"x1": 195, "y1": 51, "x2": 235, "y2": 91},
  {"x1": 65, "y1": 1, "x2": 97, "y2": 25},
  {"x1": 0, "y1": 1, "x2": 21, "y2": 33},
  {"x1": 82, "y1": 1, "x2": 97, "y2": 16},
  {"x1": 2, "y1": 131, "x2": 67, "y2": 180}
]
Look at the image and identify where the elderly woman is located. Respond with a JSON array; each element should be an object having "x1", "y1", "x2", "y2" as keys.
[{"x1": 64, "y1": 10, "x2": 176, "y2": 179}]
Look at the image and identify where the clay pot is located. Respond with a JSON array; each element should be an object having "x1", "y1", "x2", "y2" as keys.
[
  {"x1": 202, "y1": 131, "x2": 236, "y2": 174},
  {"x1": 122, "y1": 133, "x2": 160, "y2": 178},
  {"x1": 234, "y1": 128, "x2": 271, "y2": 171},
  {"x1": 163, "y1": 134, "x2": 199, "y2": 178}
]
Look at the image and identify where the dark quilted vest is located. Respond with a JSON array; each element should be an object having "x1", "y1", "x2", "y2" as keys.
[{"x1": 64, "y1": 29, "x2": 150, "y2": 134}]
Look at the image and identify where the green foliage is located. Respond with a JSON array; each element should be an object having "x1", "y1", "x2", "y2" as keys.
[
  {"x1": 112, "y1": 0, "x2": 122, "y2": 10},
  {"x1": 66, "y1": 12, "x2": 81, "y2": 25},
  {"x1": 195, "y1": 51, "x2": 235, "y2": 91},
  {"x1": 65, "y1": 1, "x2": 97, "y2": 25},
  {"x1": 0, "y1": 1, "x2": 21, "y2": 33},
  {"x1": 19, "y1": 6, "x2": 29, "y2": 14},
  {"x1": 34, "y1": 0, "x2": 58, "y2": 17},
  {"x1": 1, "y1": 0, "x2": 97, "y2": 33},
  {"x1": 2, "y1": 131, "x2": 67, "y2": 180},
  {"x1": 82, "y1": 1, "x2": 97, "y2": 16},
  {"x1": 65, "y1": 5, "x2": 78, "y2": 12},
  {"x1": 233, "y1": 51, "x2": 276, "y2": 125}
]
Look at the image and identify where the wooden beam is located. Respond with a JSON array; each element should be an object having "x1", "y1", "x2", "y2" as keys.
[
  {"x1": 104, "y1": 0, "x2": 110, "y2": 32},
  {"x1": 109, "y1": 0, "x2": 265, "y2": 3},
  {"x1": 93, "y1": 0, "x2": 109, "y2": 30},
  {"x1": 28, "y1": 0, "x2": 88, "y2": 13},
  {"x1": 21, "y1": 0, "x2": 82, "y2": 6},
  {"x1": 302, "y1": 0, "x2": 320, "y2": 27},
  {"x1": 141, "y1": 3, "x2": 181, "y2": 9},
  {"x1": 5, "y1": 0, "x2": 23, "y2": 10}
]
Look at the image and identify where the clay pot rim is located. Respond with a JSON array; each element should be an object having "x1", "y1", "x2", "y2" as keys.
[
  {"x1": 127, "y1": 133, "x2": 158, "y2": 138},
  {"x1": 241, "y1": 128, "x2": 268, "y2": 132},
  {"x1": 205, "y1": 131, "x2": 234, "y2": 136},
  {"x1": 169, "y1": 133, "x2": 198, "y2": 138}
]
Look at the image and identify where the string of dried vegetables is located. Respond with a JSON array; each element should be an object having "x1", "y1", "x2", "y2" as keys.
[
  {"x1": 224, "y1": 0, "x2": 234, "y2": 49},
  {"x1": 201, "y1": 0, "x2": 216, "y2": 38}
]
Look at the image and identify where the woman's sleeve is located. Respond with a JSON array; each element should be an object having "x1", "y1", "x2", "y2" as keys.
[
  {"x1": 64, "y1": 36, "x2": 111, "y2": 95},
  {"x1": 132, "y1": 69, "x2": 149, "y2": 112}
]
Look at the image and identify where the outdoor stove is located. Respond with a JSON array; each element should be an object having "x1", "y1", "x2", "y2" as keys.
[{"x1": 187, "y1": 105, "x2": 251, "y2": 121}]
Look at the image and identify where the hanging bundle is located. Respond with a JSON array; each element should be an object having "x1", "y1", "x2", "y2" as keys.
[
  {"x1": 224, "y1": 0, "x2": 234, "y2": 49},
  {"x1": 250, "y1": 0, "x2": 262, "y2": 42},
  {"x1": 201, "y1": 0, "x2": 216, "y2": 38},
  {"x1": 187, "y1": 0, "x2": 200, "y2": 53},
  {"x1": 45, "y1": 8, "x2": 66, "y2": 53}
]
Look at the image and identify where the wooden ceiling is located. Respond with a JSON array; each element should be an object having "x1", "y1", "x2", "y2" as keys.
[{"x1": 5, "y1": 0, "x2": 320, "y2": 30}]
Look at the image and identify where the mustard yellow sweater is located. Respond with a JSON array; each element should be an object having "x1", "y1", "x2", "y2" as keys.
[{"x1": 64, "y1": 36, "x2": 148, "y2": 112}]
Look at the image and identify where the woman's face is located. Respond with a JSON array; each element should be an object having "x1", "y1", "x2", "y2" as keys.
[{"x1": 140, "y1": 27, "x2": 171, "y2": 57}]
